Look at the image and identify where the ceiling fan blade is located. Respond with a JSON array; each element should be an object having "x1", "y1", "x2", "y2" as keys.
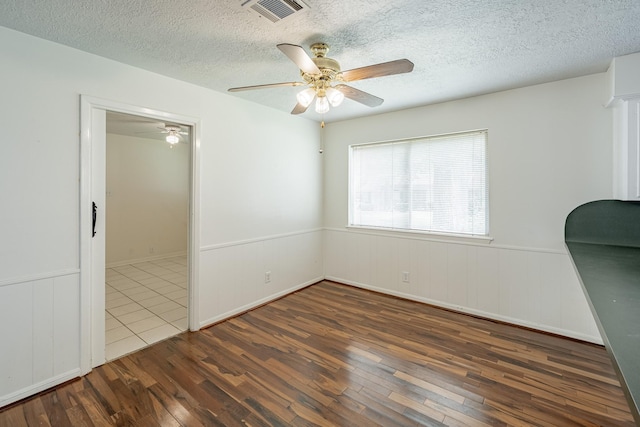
[
  {"x1": 134, "y1": 131, "x2": 164, "y2": 135},
  {"x1": 291, "y1": 101, "x2": 311, "y2": 115},
  {"x1": 335, "y1": 84, "x2": 384, "y2": 107},
  {"x1": 228, "y1": 81, "x2": 305, "y2": 92},
  {"x1": 341, "y1": 59, "x2": 414, "y2": 82},
  {"x1": 277, "y1": 43, "x2": 321, "y2": 75}
]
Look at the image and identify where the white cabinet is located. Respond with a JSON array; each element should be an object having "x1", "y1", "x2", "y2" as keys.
[
  {"x1": 608, "y1": 52, "x2": 640, "y2": 200},
  {"x1": 613, "y1": 97, "x2": 640, "y2": 200}
]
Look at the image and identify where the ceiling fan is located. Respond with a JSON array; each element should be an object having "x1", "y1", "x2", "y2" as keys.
[
  {"x1": 228, "y1": 43, "x2": 414, "y2": 115},
  {"x1": 158, "y1": 124, "x2": 189, "y2": 145}
]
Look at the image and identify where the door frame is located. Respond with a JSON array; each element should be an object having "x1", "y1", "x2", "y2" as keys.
[{"x1": 80, "y1": 95, "x2": 200, "y2": 373}]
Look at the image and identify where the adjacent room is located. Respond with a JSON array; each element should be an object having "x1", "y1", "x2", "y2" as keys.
[
  {"x1": 1, "y1": 1, "x2": 640, "y2": 425},
  {"x1": 104, "y1": 111, "x2": 191, "y2": 360}
]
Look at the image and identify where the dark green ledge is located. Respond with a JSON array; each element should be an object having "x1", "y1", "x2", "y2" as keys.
[{"x1": 565, "y1": 200, "x2": 640, "y2": 425}]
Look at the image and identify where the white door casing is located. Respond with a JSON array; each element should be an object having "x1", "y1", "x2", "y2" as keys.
[{"x1": 80, "y1": 95, "x2": 200, "y2": 373}]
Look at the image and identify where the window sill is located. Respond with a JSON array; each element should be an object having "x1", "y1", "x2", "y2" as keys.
[{"x1": 344, "y1": 225, "x2": 494, "y2": 245}]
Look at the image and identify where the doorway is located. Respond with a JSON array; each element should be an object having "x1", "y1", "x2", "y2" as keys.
[
  {"x1": 104, "y1": 111, "x2": 190, "y2": 360},
  {"x1": 80, "y1": 96, "x2": 200, "y2": 372}
]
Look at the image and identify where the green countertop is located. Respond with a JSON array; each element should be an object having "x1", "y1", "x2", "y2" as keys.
[{"x1": 565, "y1": 200, "x2": 640, "y2": 425}]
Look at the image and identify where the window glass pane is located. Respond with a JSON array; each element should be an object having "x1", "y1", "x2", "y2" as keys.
[{"x1": 350, "y1": 131, "x2": 488, "y2": 236}]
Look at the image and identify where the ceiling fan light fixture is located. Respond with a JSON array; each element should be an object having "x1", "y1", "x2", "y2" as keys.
[
  {"x1": 228, "y1": 42, "x2": 414, "y2": 116},
  {"x1": 166, "y1": 133, "x2": 180, "y2": 144},
  {"x1": 296, "y1": 87, "x2": 316, "y2": 107},
  {"x1": 315, "y1": 96, "x2": 330, "y2": 114},
  {"x1": 325, "y1": 87, "x2": 344, "y2": 107}
]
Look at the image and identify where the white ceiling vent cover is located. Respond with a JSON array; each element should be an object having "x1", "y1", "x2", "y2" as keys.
[{"x1": 239, "y1": 0, "x2": 309, "y2": 24}]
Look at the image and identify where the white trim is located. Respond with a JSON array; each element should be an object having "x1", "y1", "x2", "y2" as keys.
[
  {"x1": 200, "y1": 228, "x2": 323, "y2": 252},
  {"x1": 634, "y1": 99, "x2": 640, "y2": 199},
  {"x1": 188, "y1": 111, "x2": 202, "y2": 333},
  {"x1": 326, "y1": 276, "x2": 603, "y2": 345},
  {"x1": 0, "y1": 269, "x2": 80, "y2": 288},
  {"x1": 80, "y1": 95, "x2": 201, "y2": 374},
  {"x1": 79, "y1": 96, "x2": 94, "y2": 375},
  {"x1": 81, "y1": 96, "x2": 199, "y2": 126},
  {"x1": 324, "y1": 227, "x2": 568, "y2": 255},
  {"x1": 480, "y1": 242, "x2": 568, "y2": 255},
  {"x1": 199, "y1": 276, "x2": 323, "y2": 329},
  {"x1": 0, "y1": 369, "x2": 81, "y2": 408},
  {"x1": 106, "y1": 251, "x2": 188, "y2": 268},
  {"x1": 346, "y1": 225, "x2": 493, "y2": 243},
  {"x1": 349, "y1": 128, "x2": 489, "y2": 148},
  {"x1": 606, "y1": 92, "x2": 640, "y2": 108}
]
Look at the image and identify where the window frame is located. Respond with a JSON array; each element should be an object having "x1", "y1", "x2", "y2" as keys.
[{"x1": 348, "y1": 129, "x2": 491, "y2": 240}]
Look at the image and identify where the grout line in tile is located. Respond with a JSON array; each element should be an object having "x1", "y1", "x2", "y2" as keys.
[{"x1": 105, "y1": 256, "x2": 187, "y2": 360}]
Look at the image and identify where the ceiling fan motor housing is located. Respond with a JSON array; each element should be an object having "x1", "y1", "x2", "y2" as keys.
[{"x1": 302, "y1": 43, "x2": 342, "y2": 93}]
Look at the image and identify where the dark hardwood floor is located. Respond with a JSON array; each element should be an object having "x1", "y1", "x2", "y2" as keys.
[{"x1": 0, "y1": 281, "x2": 634, "y2": 426}]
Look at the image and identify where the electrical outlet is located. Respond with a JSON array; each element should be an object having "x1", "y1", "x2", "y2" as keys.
[
  {"x1": 149, "y1": 247, "x2": 155, "y2": 254},
  {"x1": 264, "y1": 271, "x2": 271, "y2": 284},
  {"x1": 402, "y1": 271, "x2": 410, "y2": 283}
]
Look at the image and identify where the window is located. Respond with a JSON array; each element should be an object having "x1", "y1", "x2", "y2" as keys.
[{"x1": 349, "y1": 130, "x2": 488, "y2": 236}]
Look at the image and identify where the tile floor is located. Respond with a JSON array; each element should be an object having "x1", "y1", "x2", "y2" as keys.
[{"x1": 105, "y1": 255, "x2": 188, "y2": 361}]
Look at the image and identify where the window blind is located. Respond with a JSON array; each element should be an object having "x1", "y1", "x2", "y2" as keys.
[{"x1": 349, "y1": 130, "x2": 488, "y2": 236}]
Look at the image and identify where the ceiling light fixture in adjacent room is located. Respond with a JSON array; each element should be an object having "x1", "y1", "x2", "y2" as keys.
[
  {"x1": 165, "y1": 126, "x2": 182, "y2": 145},
  {"x1": 166, "y1": 133, "x2": 179, "y2": 144}
]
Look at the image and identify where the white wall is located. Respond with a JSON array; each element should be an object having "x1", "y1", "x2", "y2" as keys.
[
  {"x1": 106, "y1": 133, "x2": 189, "y2": 265},
  {"x1": 0, "y1": 26, "x2": 323, "y2": 406},
  {"x1": 323, "y1": 73, "x2": 611, "y2": 342}
]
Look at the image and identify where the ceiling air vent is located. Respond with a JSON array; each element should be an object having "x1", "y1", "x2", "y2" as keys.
[{"x1": 239, "y1": 0, "x2": 309, "y2": 24}]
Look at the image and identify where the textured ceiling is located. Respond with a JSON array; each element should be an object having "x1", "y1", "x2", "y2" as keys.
[{"x1": 2, "y1": 1, "x2": 640, "y2": 122}]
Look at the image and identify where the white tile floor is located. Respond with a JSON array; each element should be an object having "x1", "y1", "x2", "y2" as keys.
[{"x1": 105, "y1": 255, "x2": 188, "y2": 361}]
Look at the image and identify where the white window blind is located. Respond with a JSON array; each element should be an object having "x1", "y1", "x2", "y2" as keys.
[{"x1": 349, "y1": 130, "x2": 488, "y2": 236}]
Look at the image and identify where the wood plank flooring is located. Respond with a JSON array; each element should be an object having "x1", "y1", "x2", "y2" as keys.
[{"x1": 1, "y1": 281, "x2": 635, "y2": 426}]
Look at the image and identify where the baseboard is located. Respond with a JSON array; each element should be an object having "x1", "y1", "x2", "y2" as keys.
[
  {"x1": 0, "y1": 369, "x2": 81, "y2": 409},
  {"x1": 106, "y1": 251, "x2": 187, "y2": 268},
  {"x1": 199, "y1": 276, "x2": 324, "y2": 329},
  {"x1": 325, "y1": 276, "x2": 604, "y2": 345}
]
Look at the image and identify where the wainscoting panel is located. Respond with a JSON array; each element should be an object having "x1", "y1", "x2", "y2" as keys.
[
  {"x1": 199, "y1": 229, "x2": 324, "y2": 327},
  {"x1": 324, "y1": 228, "x2": 601, "y2": 343},
  {"x1": 0, "y1": 272, "x2": 81, "y2": 407}
]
